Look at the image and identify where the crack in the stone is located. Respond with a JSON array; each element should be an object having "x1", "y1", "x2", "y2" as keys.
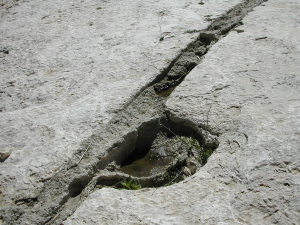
[
  {"x1": 153, "y1": 0, "x2": 267, "y2": 94},
  {"x1": 0, "y1": 0, "x2": 268, "y2": 224}
]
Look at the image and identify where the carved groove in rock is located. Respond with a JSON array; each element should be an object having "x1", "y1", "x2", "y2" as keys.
[{"x1": 0, "y1": 0, "x2": 268, "y2": 224}]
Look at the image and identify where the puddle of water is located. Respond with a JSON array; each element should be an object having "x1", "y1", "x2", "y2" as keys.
[
  {"x1": 120, "y1": 133, "x2": 190, "y2": 177},
  {"x1": 120, "y1": 156, "x2": 172, "y2": 177}
]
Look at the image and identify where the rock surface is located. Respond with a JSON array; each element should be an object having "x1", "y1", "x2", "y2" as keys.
[
  {"x1": 0, "y1": 0, "x2": 241, "y2": 205},
  {"x1": 63, "y1": 0, "x2": 300, "y2": 224},
  {"x1": 1, "y1": 0, "x2": 300, "y2": 224}
]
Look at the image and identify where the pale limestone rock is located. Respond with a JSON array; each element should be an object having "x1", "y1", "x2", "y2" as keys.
[
  {"x1": 0, "y1": 0, "x2": 241, "y2": 204},
  {"x1": 64, "y1": 0, "x2": 300, "y2": 224}
]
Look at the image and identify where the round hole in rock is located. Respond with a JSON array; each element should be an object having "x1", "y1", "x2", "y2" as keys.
[{"x1": 96, "y1": 117, "x2": 218, "y2": 190}]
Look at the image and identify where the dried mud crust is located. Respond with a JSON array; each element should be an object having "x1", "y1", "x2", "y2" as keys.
[{"x1": 0, "y1": 0, "x2": 268, "y2": 224}]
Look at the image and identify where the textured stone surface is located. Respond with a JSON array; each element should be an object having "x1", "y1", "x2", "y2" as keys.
[
  {"x1": 64, "y1": 0, "x2": 300, "y2": 224},
  {"x1": 0, "y1": 0, "x2": 241, "y2": 204}
]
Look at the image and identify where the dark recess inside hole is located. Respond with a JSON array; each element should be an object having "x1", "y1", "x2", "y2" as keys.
[
  {"x1": 68, "y1": 176, "x2": 91, "y2": 197},
  {"x1": 199, "y1": 33, "x2": 217, "y2": 45},
  {"x1": 121, "y1": 117, "x2": 205, "y2": 167},
  {"x1": 121, "y1": 119, "x2": 159, "y2": 166}
]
